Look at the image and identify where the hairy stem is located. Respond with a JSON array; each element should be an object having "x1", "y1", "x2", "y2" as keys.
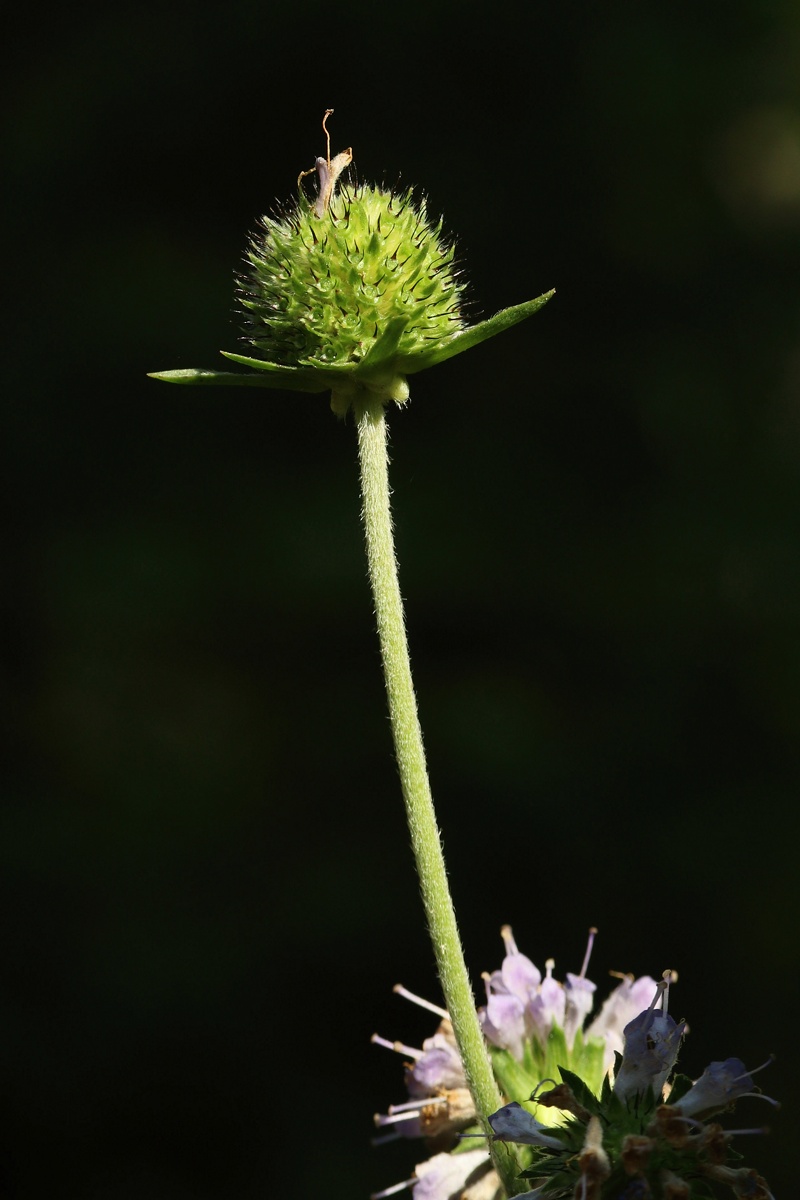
[{"x1": 355, "y1": 397, "x2": 520, "y2": 1195}]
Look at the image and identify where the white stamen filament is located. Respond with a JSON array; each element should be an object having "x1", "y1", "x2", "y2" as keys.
[
  {"x1": 500, "y1": 924, "x2": 519, "y2": 957},
  {"x1": 720, "y1": 1126, "x2": 771, "y2": 1137},
  {"x1": 370, "y1": 1178, "x2": 414, "y2": 1199},
  {"x1": 371, "y1": 1130, "x2": 402, "y2": 1147},
  {"x1": 648, "y1": 972, "x2": 672, "y2": 1015},
  {"x1": 579, "y1": 927, "x2": 598, "y2": 979},
  {"x1": 735, "y1": 1055, "x2": 776, "y2": 1084},
  {"x1": 660, "y1": 968, "x2": 678, "y2": 1012},
  {"x1": 732, "y1": 1054, "x2": 779, "y2": 1107},
  {"x1": 393, "y1": 983, "x2": 449, "y2": 1020},
  {"x1": 373, "y1": 1110, "x2": 425, "y2": 1128},
  {"x1": 370, "y1": 1032, "x2": 423, "y2": 1060},
  {"x1": 737, "y1": 1092, "x2": 781, "y2": 1110},
  {"x1": 388, "y1": 1097, "x2": 445, "y2": 1115}
]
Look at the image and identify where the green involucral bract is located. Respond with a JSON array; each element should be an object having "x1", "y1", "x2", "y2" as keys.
[{"x1": 150, "y1": 160, "x2": 553, "y2": 414}]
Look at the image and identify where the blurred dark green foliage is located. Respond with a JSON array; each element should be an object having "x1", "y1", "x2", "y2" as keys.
[{"x1": 3, "y1": 0, "x2": 799, "y2": 1195}]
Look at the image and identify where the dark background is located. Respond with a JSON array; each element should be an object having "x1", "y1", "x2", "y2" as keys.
[{"x1": 4, "y1": 0, "x2": 798, "y2": 1195}]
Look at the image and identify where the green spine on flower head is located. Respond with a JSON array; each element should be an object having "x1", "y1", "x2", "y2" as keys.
[{"x1": 242, "y1": 184, "x2": 465, "y2": 380}]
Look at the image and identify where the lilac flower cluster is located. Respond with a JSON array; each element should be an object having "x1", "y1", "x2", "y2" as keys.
[
  {"x1": 371, "y1": 986, "x2": 497, "y2": 1200},
  {"x1": 480, "y1": 926, "x2": 659, "y2": 1080},
  {"x1": 373, "y1": 929, "x2": 777, "y2": 1200},
  {"x1": 372, "y1": 985, "x2": 477, "y2": 1146}
]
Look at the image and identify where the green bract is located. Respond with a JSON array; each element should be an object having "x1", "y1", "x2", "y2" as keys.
[{"x1": 150, "y1": 141, "x2": 553, "y2": 415}]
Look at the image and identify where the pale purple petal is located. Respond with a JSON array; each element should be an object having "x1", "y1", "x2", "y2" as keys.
[
  {"x1": 614, "y1": 1006, "x2": 685, "y2": 1103},
  {"x1": 483, "y1": 993, "x2": 526, "y2": 1060},
  {"x1": 563, "y1": 972, "x2": 597, "y2": 1048},
  {"x1": 675, "y1": 1058, "x2": 756, "y2": 1118},
  {"x1": 488, "y1": 1102, "x2": 563, "y2": 1151},
  {"x1": 586, "y1": 975, "x2": 658, "y2": 1068},
  {"x1": 526, "y1": 973, "x2": 565, "y2": 1041},
  {"x1": 413, "y1": 1149, "x2": 491, "y2": 1200},
  {"x1": 501, "y1": 952, "x2": 541, "y2": 1000},
  {"x1": 485, "y1": 968, "x2": 508, "y2": 995},
  {"x1": 407, "y1": 1036, "x2": 466, "y2": 1094}
]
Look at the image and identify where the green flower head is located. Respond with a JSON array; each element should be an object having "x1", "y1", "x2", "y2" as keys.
[{"x1": 150, "y1": 111, "x2": 553, "y2": 415}]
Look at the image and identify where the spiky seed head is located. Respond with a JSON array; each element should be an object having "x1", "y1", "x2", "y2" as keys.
[
  {"x1": 149, "y1": 116, "x2": 554, "y2": 404},
  {"x1": 240, "y1": 182, "x2": 465, "y2": 414}
]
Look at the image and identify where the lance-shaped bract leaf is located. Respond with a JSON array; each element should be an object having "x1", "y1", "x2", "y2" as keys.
[
  {"x1": 396, "y1": 292, "x2": 555, "y2": 375},
  {"x1": 150, "y1": 292, "x2": 554, "y2": 400},
  {"x1": 147, "y1": 366, "x2": 330, "y2": 392}
]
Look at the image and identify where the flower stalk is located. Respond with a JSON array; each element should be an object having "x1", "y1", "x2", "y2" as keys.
[
  {"x1": 149, "y1": 116, "x2": 555, "y2": 1197},
  {"x1": 355, "y1": 397, "x2": 519, "y2": 1195}
]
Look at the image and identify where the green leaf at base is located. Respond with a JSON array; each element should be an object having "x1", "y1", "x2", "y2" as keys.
[
  {"x1": 147, "y1": 368, "x2": 329, "y2": 392},
  {"x1": 397, "y1": 289, "x2": 555, "y2": 375}
]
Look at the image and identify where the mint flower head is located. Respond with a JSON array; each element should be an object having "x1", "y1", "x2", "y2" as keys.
[
  {"x1": 373, "y1": 929, "x2": 778, "y2": 1200},
  {"x1": 478, "y1": 926, "x2": 659, "y2": 1102},
  {"x1": 487, "y1": 963, "x2": 779, "y2": 1200},
  {"x1": 149, "y1": 111, "x2": 553, "y2": 414}
]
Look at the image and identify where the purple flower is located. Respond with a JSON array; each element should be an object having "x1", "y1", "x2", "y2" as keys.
[
  {"x1": 406, "y1": 1029, "x2": 467, "y2": 1097},
  {"x1": 585, "y1": 973, "x2": 659, "y2": 1071},
  {"x1": 675, "y1": 1056, "x2": 778, "y2": 1119},
  {"x1": 480, "y1": 926, "x2": 598, "y2": 1059},
  {"x1": 412, "y1": 1149, "x2": 494, "y2": 1200},
  {"x1": 479, "y1": 926, "x2": 540, "y2": 1060},
  {"x1": 613, "y1": 973, "x2": 686, "y2": 1104},
  {"x1": 701, "y1": 1163, "x2": 776, "y2": 1199},
  {"x1": 525, "y1": 957, "x2": 567, "y2": 1043},
  {"x1": 563, "y1": 928, "x2": 598, "y2": 1048},
  {"x1": 372, "y1": 987, "x2": 474, "y2": 1144},
  {"x1": 374, "y1": 943, "x2": 777, "y2": 1200},
  {"x1": 479, "y1": 990, "x2": 527, "y2": 1061},
  {"x1": 487, "y1": 1101, "x2": 563, "y2": 1151}
]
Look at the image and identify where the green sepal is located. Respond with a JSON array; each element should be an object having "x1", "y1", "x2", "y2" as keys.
[
  {"x1": 556, "y1": 1067, "x2": 602, "y2": 1118},
  {"x1": 665, "y1": 1073, "x2": 694, "y2": 1106},
  {"x1": 600, "y1": 1070, "x2": 614, "y2": 1107},
  {"x1": 568, "y1": 1031, "x2": 606, "y2": 1098},
  {"x1": 397, "y1": 290, "x2": 555, "y2": 375},
  {"x1": 540, "y1": 1024, "x2": 569, "y2": 1083},
  {"x1": 358, "y1": 316, "x2": 410, "y2": 371},
  {"x1": 520, "y1": 1162, "x2": 573, "y2": 1195}
]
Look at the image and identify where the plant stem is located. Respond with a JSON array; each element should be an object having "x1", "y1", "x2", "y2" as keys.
[{"x1": 355, "y1": 397, "x2": 520, "y2": 1196}]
